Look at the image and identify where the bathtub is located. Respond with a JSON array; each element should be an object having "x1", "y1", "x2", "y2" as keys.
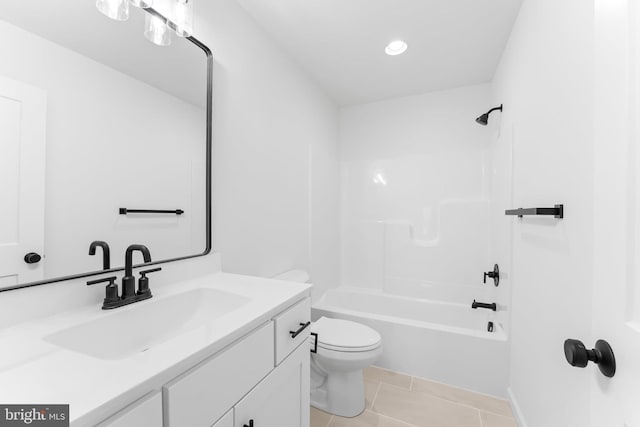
[{"x1": 312, "y1": 287, "x2": 509, "y2": 397}]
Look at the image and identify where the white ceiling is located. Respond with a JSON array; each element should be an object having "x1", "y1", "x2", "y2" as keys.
[{"x1": 235, "y1": 0, "x2": 523, "y2": 106}]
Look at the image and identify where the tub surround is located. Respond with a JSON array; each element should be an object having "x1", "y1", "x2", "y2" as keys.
[{"x1": 0, "y1": 270, "x2": 311, "y2": 426}]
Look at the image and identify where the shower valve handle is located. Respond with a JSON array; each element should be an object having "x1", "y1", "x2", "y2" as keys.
[{"x1": 483, "y1": 264, "x2": 500, "y2": 286}]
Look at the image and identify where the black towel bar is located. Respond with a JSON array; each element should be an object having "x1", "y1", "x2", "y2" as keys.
[
  {"x1": 119, "y1": 208, "x2": 184, "y2": 215},
  {"x1": 505, "y1": 204, "x2": 563, "y2": 218}
]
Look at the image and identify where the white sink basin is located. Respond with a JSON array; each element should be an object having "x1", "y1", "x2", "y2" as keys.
[{"x1": 44, "y1": 288, "x2": 250, "y2": 360}]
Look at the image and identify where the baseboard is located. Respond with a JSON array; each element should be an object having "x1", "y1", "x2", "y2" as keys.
[{"x1": 507, "y1": 387, "x2": 528, "y2": 427}]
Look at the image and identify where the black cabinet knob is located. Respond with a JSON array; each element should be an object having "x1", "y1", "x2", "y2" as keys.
[
  {"x1": 564, "y1": 339, "x2": 616, "y2": 377},
  {"x1": 24, "y1": 252, "x2": 42, "y2": 264},
  {"x1": 243, "y1": 421, "x2": 254, "y2": 427}
]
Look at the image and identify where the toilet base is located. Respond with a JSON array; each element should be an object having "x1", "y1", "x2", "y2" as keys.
[{"x1": 311, "y1": 361, "x2": 366, "y2": 417}]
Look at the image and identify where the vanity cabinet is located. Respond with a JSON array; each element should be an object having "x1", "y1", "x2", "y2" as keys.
[
  {"x1": 235, "y1": 341, "x2": 310, "y2": 427},
  {"x1": 97, "y1": 392, "x2": 162, "y2": 427},
  {"x1": 95, "y1": 296, "x2": 311, "y2": 427}
]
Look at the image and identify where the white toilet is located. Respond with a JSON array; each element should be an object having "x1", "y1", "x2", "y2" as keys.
[
  {"x1": 310, "y1": 316, "x2": 382, "y2": 417},
  {"x1": 273, "y1": 270, "x2": 383, "y2": 417}
]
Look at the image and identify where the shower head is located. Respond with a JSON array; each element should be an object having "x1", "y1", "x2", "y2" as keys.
[{"x1": 475, "y1": 105, "x2": 503, "y2": 126}]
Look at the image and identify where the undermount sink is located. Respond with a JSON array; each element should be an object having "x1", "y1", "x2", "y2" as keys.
[{"x1": 44, "y1": 288, "x2": 251, "y2": 360}]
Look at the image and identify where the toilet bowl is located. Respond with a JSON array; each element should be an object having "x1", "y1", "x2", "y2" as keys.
[
  {"x1": 310, "y1": 316, "x2": 382, "y2": 417},
  {"x1": 271, "y1": 270, "x2": 383, "y2": 417}
]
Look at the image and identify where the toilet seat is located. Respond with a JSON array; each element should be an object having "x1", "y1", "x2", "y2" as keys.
[{"x1": 312, "y1": 317, "x2": 381, "y2": 353}]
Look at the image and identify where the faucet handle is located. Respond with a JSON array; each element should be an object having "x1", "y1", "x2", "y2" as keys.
[
  {"x1": 137, "y1": 267, "x2": 161, "y2": 296},
  {"x1": 87, "y1": 276, "x2": 120, "y2": 306}
]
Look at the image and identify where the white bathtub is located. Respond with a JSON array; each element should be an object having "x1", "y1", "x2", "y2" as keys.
[{"x1": 312, "y1": 287, "x2": 509, "y2": 397}]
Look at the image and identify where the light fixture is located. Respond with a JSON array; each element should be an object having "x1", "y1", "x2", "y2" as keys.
[
  {"x1": 168, "y1": 0, "x2": 193, "y2": 37},
  {"x1": 129, "y1": 0, "x2": 153, "y2": 8},
  {"x1": 145, "y1": 13, "x2": 172, "y2": 46},
  {"x1": 96, "y1": 0, "x2": 130, "y2": 21},
  {"x1": 97, "y1": 0, "x2": 194, "y2": 46},
  {"x1": 385, "y1": 40, "x2": 408, "y2": 56}
]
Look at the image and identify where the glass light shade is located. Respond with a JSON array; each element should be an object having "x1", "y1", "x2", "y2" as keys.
[
  {"x1": 169, "y1": 0, "x2": 193, "y2": 37},
  {"x1": 96, "y1": 0, "x2": 130, "y2": 21},
  {"x1": 145, "y1": 13, "x2": 172, "y2": 46},
  {"x1": 129, "y1": 0, "x2": 153, "y2": 8}
]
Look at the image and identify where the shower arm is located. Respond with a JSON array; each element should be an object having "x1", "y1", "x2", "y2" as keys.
[{"x1": 486, "y1": 105, "x2": 503, "y2": 115}]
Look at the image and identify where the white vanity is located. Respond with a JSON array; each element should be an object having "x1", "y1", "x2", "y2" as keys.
[{"x1": 0, "y1": 272, "x2": 311, "y2": 427}]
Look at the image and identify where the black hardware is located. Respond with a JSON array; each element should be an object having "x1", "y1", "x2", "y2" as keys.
[
  {"x1": 289, "y1": 322, "x2": 311, "y2": 339},
  {"x1": 564, "y1": 339, "x2": 616, "y2": 378},
  {"x1": 89, "y1": 241, "x2": 111, "y2": 270},
  {"x1": 86, "y1": 276, "x2": 120, "y2": 308},
  {"x1": 476, "y1": 104, "x2": 503, "y2": 126},
  {"x1": 310, "y1": 332, "x2": 318, "y2": 354},
  {"x1": 23, "y1": 252, "x2": 42, "y2": 264},
  {"x1": 119, "y1": 208, "x2": 184, "y2": 215},
  {"x1": 137, "y1": 267, "x2": 161, "y2": 297},
  {"x1": 243, "y1": 421, "x2": 254, "y2": 427},
  {"x1": 487, "y1": 322, "x2": 494, "y2": 332},
  {"x1": 505, "y1": 204, "x2": 564, "y2": 218},
  {"x1": 122, "y1": 245, "x2": 152, "y2": 300},
  {"x1": 472, "y1": 300, "x2": 497, "y2": 311},
  {"x1": 0, "y1": 22, "x2": 213, "y2": 296},
  {"x1": 483, "y1": 264, "x2": 500, "y2": 287}
]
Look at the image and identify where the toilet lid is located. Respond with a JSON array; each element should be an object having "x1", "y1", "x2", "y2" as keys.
[{"x1": 312, "y1": 317, "x2": 381, "y2": 352}]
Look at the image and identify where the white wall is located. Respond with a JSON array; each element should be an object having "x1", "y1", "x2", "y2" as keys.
[
  {"x1": 339, "y1": 85, "x2": 500, "y2": 306},
  {"x1": 491, "y1": 0, "x2": 594, "y2": 425},
  {"x1": 0, "y1": 20, "x2": 206, "y2": 281},
  {"x1": 195, "y1": 0, "x2": 340, "y2": 299},
  {"x1": 0, "y1": 0, "x2": 340, "y2": 324}
]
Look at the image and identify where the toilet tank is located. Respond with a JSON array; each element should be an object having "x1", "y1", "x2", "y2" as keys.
[{"x1": 272, "y1": 270, "x2": 310, "y2": 283}]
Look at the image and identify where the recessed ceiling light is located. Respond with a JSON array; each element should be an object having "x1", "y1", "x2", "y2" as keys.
[{"x1": 385, "y1": 40, "x2": 408, "y2": 56}]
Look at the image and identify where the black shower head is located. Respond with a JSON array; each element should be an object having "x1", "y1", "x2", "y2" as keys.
[
  {"x1": 475, "y1": 113, "x2": 489, "y2": 126},
  {"x1": 476, "y1": 105, "x2": 503, "y2": 126}
]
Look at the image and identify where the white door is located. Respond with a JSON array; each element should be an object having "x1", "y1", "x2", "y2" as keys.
[
  {"x1": 0, "y1": 75, "x2": 46, "y2": 288},
  {"x1": 592, "y1": 0, "x2": 640, "y2": 426}
]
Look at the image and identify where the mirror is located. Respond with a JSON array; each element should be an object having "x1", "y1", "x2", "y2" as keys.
[{"x1": 0, "y1": 0, "x2": 212, "y2": 291}]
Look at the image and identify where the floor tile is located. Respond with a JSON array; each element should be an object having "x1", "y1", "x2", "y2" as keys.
[
  {"x1": 480, "y1": 411, "x2": 518, "y2": 427},
  {"x1": 364, "y1": 379, "x2": 379, "y2": 409},
  {"x1": 329, "y1": 410, "x2": 415, "y2": 427},
  {"x1": 411, "y1": 377, "x2": 513, "y2": 417},
  {"x1": 311, "y1": 407, "x2": 333, "y2": 427},
  {"x1": 372, "y1": 383, "x2": 481, "y2": 427},
  {"x1": 363, "y1": 366, "x2": 412, "y2": 390}
]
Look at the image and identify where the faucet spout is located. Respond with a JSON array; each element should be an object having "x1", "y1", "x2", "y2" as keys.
[
  {"x1": 122, "y1": 244, "x2": 151, "y2": 299},
  {"x1": 124, "y1": 244, "x2": 151, "y2": 278},
  {"x1": 89, "y1": 241, "x2": 111, "y2": 270}
]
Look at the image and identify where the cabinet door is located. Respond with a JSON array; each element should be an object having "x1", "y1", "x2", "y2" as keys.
[
  {"x1": 234, "y1": 342, "x2": 310, "y2": 427},
  {"x1": 97, "y1": 392, "x2": 162, "y2": 427}
]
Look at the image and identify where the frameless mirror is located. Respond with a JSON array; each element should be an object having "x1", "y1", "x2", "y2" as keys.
[{"x1": 0, "y1": 0, "x2": 212, "y2": 291}]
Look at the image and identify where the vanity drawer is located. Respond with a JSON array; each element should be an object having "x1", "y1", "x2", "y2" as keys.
[
  {"x1": 163, "y1": 322, "x2": 274, "y2": 427},
  {"x1": 273, "y1": 297, "x2": 311, "y2": 364}
]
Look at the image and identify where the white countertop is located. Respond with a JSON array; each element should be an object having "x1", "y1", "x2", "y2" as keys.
[{"x1": 0, "y1": 272, "x2": 311, "y2": 426}]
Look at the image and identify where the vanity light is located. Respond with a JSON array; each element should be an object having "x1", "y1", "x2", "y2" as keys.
[
  {"x1": 96, "y1": 0, "x2": 130, "y2": 21},
  {"x1": 129, "y1": 0, "x2": 153, "y2": 8},
  {"x1": 385, "y1": 40, "x2": 408, "y2": 56},
  {"x1": 169, "y1": 0, "x2": 194, "y2": 37},
  {"x1": 144, "y1": 13, "x2": 172, "y2": 46}
]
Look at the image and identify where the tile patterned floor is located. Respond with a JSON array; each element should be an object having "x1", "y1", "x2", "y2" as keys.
[{"x1": 310, "y1": 366, "x2": 518, "y2": 427}]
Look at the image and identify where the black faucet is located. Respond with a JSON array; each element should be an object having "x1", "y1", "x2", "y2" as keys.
[
  {"x1": 472, "y1": 300, "x2": 497, "y2": 311},
  {"x1": 87, "y1": 244, "x2": 160, "y2": 309},
  {"x1": 89, "y1": 241, "x2": 111, "y2": 270},
  {"x1": 122, "y1": 244, "x2": 152, "y2": 299}
]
